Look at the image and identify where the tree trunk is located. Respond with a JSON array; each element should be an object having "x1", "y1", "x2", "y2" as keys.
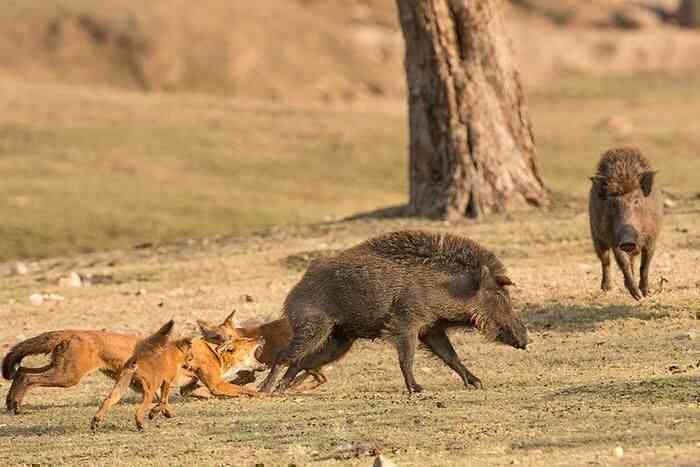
[
  {"x1": 678, "y1": 0, "x2": 700, "y2": 28},
  {"x1": 396, "y1": 0, "x2": 549, "y2": 220}
]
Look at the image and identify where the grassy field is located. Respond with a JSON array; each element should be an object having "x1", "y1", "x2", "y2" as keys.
[
  {"x1": 2, "y1": 72, "x2": 700, "y2": 261},
  {"x1": 0, "y1": 195, "x2": 698, "y2": 465}
]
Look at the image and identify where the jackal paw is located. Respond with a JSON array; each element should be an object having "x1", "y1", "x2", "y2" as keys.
[
  {"x1": 90, "y1": 417, "x2": 101, "y2": 432},
  {"x1": 148, "y1": 407, "x2": 161, "y2": 420}
]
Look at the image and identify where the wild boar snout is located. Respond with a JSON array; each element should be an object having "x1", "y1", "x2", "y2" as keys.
[{"x1": 616, "y1": 224, "x2": 640, "y2": 255}]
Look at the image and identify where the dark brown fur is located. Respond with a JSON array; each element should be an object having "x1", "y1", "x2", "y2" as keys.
[
  {"x1": 267, "y1": 230, "x2": 527, "y2": 394},
  {"x1": 589, "y1": 147, "x2": 663, "y2": 299}
]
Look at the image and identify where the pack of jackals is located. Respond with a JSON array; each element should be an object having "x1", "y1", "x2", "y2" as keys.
[{"x1": 2, "y1": 146, "x2": 663, "y2": 431}]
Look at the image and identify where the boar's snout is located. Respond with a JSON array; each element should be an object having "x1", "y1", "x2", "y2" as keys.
[
  {"x1": 616, "y1": 225, "x2": 640, "y2": 256},
  {"x1": 495, "y1": 321, "x2": 528, "y2": 350}
]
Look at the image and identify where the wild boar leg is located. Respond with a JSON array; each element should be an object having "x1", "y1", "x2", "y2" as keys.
[
  {"x1": 613, "y1": 248, "x2": 642, "y2": 300},
  {"x1": 594, "y1": 240, "x2": 612, "y2": 292},
  {"x1": 275, "y1": 365, "x2": 304, "y2": 392},
  {"x1": 420, "y1": 328, "x2": 482, "y2": 389},
  {"x1": 278, "y1": 334, "x2": 352, "y2": 392},
  {"x1": 395, "y1": 331, "x2": 423, "y2": 394},
  {"x1": 639, "y1": 241, "x2": 655, "y2": 297},
  {"x1": 258, "y1": 362, "x2": 282, "y2": 393}
]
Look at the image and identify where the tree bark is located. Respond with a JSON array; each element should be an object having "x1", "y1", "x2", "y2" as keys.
[
  {"x1": 678, "y1": 0, "x2": 700, "y2": 28},
  {"x1": 396, "y1": 0, "x2": 549, "y2": 220}
]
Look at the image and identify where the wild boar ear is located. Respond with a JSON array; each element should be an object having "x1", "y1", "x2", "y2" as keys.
[
  {"x1": 590, "y1": 176, "x2": 607, "y2": 198},
  {"x1": 494, "y1": 275, "x2": 515, "y2": 287},
  {"x1": 640, "y1": 170, "x2": 657, "y2": 196},
  {"x1": 223, "y1": 309, "x2": 236, "y2": 327}
]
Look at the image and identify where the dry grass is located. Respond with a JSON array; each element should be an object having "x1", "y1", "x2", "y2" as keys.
[
  {"x1": 1, "y1": 72, "x2": 700, "y2": 261},
  {"x1": 0, "y1": 195, "x2": 698, "y2": 465}
]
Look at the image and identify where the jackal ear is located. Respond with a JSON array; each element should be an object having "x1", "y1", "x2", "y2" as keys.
[
  {"x1": 494, "y1": 275, "x2": 515, "y2": 287},
  {"x1": 223, "y1": 309, "x2": 236, "y2": 327},
  {"x1": 590, "y1": 176, "x2": 607, "y2": 198},
  {"x1": 196, "y1": 319, "x2": 214, "y2": 334},
  {"x1": 640, "y1": 170, "x2": 657, "y2": 196}
]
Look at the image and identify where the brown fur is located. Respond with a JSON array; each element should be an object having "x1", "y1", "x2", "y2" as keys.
[
  {"x1": 267, "y1": 230, "x2": 527, "y2": 394},
  {"x1": 3, "y1": 312, "x2": 264, "y2": 414},
  {"x1": 3, "y1": 330, "x2": 141, "y2": 414},
  {"x1": 197, "y1": 311, "x2": 331, "y2": 392},
  {"x1": 91, "y1": 320, "x2": 192, "y2": 431},
  {"x1": 589, "y1": 146, "x2": 663, "y2": 299}
]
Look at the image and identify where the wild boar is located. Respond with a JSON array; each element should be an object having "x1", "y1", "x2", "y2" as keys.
[
  {"x1": 265, "y1": 230, "x2": 527, "y2": 394},
  {"x1": 589, "y1": 146, "x2": 663, "y2": 300}
]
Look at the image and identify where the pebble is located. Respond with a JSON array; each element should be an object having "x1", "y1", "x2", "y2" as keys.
[
  {"x1": 29, "y1": 293, "x2": 44, "y2": 305},
  {"x1": 614, "y1": 446, "x2": 624, "y2": 458},
  {"x1": 14, "y1": 262, "x2": 29, "y2": 275},
  {"x1": 59, "y1": 271, "x2": 83, "y2": 288},
  {"x1": 373, "y1": 455, "x2": 397, "y2": 467}
]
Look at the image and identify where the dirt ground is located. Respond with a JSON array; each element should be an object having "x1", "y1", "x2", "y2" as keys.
[{"x1": 0, "y1": 195, "x2": 698, "y2": 466}]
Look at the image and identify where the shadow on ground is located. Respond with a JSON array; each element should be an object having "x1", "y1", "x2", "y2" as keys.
[
  {"x1": 511, "y1": 426, "x2": 696, "y2": 452},
  {"x1": 522, "y1": 303, "x2": 669, "y2": 333},
  {"x1": 343, "y1": 204, "x2": 409, "y2": 221},
  {"x1": 549, "y1": 374, "x2": 700, "y2": 404}
]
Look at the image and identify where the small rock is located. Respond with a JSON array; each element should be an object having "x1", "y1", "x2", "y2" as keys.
[
  {"x1": 596, "y1": 116, "x2": 633, "y2": 136},
  {"x1": 29, "y1": 293, "x2": 44, "y2": 305},
  {"x1": 243, "y1": 294, "x2": 254, "y2": 302},
  {"x1": 668, "y1": 365, "x2": 684, "y2": 374},
  {"x1": 13, "y1": 262, "x2": 29, "y2": 275},
  {"x1": 373, "y1": 455, "x2": 397, "y2": 467},
  {"x1": 59, "y1": 272, "x2": 83, "y2": 288},
  {"x1": 663, "y1": 198, "x2": 677, "y2": 209},
  {"x1": 674, "y1": 331, "x2": 696, "y2": 341},
  {"x1": 614, "y1": 446, "x2": 624, "y2": 458},
  {"x1": 135, "y1": 289, "x2": 147, "y2": 296},
  {"x1": 436, "y1": 401, "x2": 446, "y2": 409}
]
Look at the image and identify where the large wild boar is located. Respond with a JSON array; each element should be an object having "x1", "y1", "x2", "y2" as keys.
[
  {"x1": 589, "y1": 146, "x2": 663, "y2": 300},
  {"x1": 263, "y1": 230, "x2": 528, "y2": 394}
]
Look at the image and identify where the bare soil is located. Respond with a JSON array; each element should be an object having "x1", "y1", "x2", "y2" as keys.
[{"x1": 0, "y1": 197, "x2": 698, "y2": 466}]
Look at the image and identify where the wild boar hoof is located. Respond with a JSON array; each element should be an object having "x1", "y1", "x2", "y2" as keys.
[
  {"x1": 7, "y1": 401, "x2": 20, "y2": 415},
  {"x1": 639, "y1": 283, "x2": 649, "y2": 297},
  {"x1": 601, "y1": 280, "x2": 611, "y2": 292},
  {"x1": 469, "y1": 380, "x2": 483, "y2": 390},
  {"x1": 409, "y1": 383, "x2": 424, "y2": 394},
  {"x1": 626, "y1": 284, "x2": 643, "y2": 300}
]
